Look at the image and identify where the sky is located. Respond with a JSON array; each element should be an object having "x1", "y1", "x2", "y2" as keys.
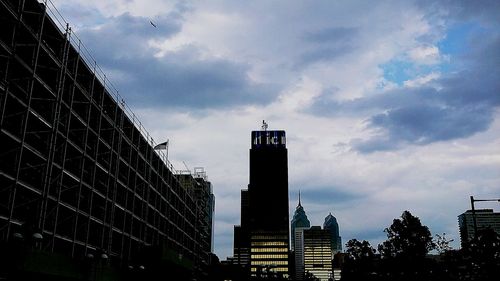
[{"x1": 48, "y1": 0, "x2": 500, "y2": 259}]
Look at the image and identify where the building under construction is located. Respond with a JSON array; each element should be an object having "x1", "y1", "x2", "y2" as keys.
[{"x1": 0, "y1": 0, "x2": 214, "y2": 280}]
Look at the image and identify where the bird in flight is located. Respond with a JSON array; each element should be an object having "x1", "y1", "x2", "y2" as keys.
[{"x1": 150, "y1": 21, "x2": 157, "y2": 28}]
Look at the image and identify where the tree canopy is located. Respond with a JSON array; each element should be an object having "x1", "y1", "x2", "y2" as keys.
[
  {"x1": 345, "y1": 239, "x2": 376, "y2": 261},
  {"x1": 378, "y1": 210, "x2": 435, "y2": 259},
  {"x1": 341, "y1": 210, "x2": 500, "y2": 281}
]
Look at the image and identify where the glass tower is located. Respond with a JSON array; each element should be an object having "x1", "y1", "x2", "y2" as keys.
[
  {"x1": 291, "y1": 192, "x2": 311, "y2": 280},
  {"x1": 324, "y1": 213, "x2": 342, "y2": 254},
  {"x1": 291, "y1": 192, "x2": 311, "y2": 250}
]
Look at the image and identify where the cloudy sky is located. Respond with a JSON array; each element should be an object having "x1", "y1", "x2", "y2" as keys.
[{"x1": 49, "y1": 0, "x2": 500, "y2": 258}]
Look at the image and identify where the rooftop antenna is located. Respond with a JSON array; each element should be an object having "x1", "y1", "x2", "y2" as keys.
[
  {"x1": 298, "y1": 190, "x2": 302, "y2": 207},
  {"x1": 262, "y1": 120, "x2": 268, "y2": 131}
]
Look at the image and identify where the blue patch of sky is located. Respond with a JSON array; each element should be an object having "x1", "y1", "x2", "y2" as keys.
[
  {"x1": 380, "y1": 60, "x2": 414, "y2": 86},
  {"x1": 436, "y1": 22, "x2": 482, "y2": 74},
  {"x1": 439, "y1": 21, "x2": 497, "y2": 73},
  {"x1": 438, "y1": 22, "x2": 483, "y2": 56},
  {"x1": 380, "y1": 22, "x2": 485, "y2": 86},
  {"x1": 379, "y1": 60, "x2": 442, "y2": 86}
]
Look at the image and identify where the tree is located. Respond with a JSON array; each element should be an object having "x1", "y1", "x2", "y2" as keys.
[
  {"x1": 342, "y1": 239, "x2": 378, "y2": 281},
  {"x1": 434, "y1": 233, "x2": 454, "y2": 254},
  {"x1": 463, "y1": 228, "x2": 500, "y2": 280},
  {"x1": 378, "y1": 210, "x2": 435, "y2": 259},
  {"x1": 345, "y1": 239, "x2": 376, "y2": 261}
]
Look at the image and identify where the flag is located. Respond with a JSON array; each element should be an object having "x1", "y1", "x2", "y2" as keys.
[{"x1": 154, "y1": 140, "x2": 168, "y2": 150}]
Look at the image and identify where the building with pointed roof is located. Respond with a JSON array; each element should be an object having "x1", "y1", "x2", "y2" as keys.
[
  {"x1": 291, "y1": 192, "x2": 311, "y2": 280},
  {"x1": 324, "y1": 213, "x2": 342, "y2": 254},
  {"x1": 291, "y1": 191, "x2": 311, "y2": 250}
]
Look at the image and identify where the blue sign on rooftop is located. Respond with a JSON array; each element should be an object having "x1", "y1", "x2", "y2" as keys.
[{"x1": 251, "y1": 130, "x2": 286, "y2": 148}]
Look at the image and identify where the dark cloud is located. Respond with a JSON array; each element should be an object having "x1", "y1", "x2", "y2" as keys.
[
  {"x1": 293, "y1": 187, "x2": 361, "y2": 205},
  {"x1": 97, "y1": 53, "x2": 277, "y2": 108},
  {"x1": 348, "y1": 229, "x2": 387, "y2": 242},
  {"x1": 350, "y1": 137, "x2": 401, "y2": 154},
  {"x1": 297, "y1": 27, "x2": 358, "y2": 66},
  {"x1": 418, "y1": 0, "x2": 500, "y2": 26},
  {"x1": 309, "y1": 34, "x2": 500, "y2": 153},
  {"x1": 354, "y1": 104, "x2": 493, "y2": 153},
  {"x1": 298, "y1": 45, "x2": 356, "y2": 67},
  {"x1": 303, "y1": 27, "x2": 357, "y2": 43},
  {"x1": 309, "y1": 86, "x2": 442, "y2": 118},
  {"x1": 71, "y1": 11, "x2": 278, "y2": 109}
]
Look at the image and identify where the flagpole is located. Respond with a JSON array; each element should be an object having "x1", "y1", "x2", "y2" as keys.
[{"x1": 153, "y1": 140, "x2": 169, "y2": 162}]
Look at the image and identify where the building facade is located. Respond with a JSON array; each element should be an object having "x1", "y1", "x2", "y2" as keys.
[
  {"x1": 0, "y1": 0, "x2": 214, "y2": 279},
  {"x1": 458, "y1": 209, "x2": 500, "y2": 248},
  {"x1": 233, "y1": 129, "x2": 290, "y2": 278},
  {"x1": 176, "y1": 168, "x2": 216, "y2": 279},
  {"x1": 303, "y1": 226, "x2": 333, "y2": 281}
]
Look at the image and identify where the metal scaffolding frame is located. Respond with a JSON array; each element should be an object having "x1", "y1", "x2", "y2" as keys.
[{"x1": 0, "y1": 0, "x2": 214, "y2": 275}]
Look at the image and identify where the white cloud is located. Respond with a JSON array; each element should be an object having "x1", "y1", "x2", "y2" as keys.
[
  {"x1": 404, "y1": 72, "x2": 440, "y2": 87},
  {"x1": 408, "y1": 44, "x2": 443, "y2": 64},
  {"x1": 276, "y1": 77, "x2": 323, "y2": 112}
]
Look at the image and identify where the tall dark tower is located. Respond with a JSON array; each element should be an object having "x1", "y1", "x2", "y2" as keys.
[
  {"x1": 248, "y1": 128, "x2": 290, "y2": 277},
  {"x1": 249, "y1": 130, "x2": 289, "y2": 230},
  {"x1": 233, "y1": 124, "x2": 290, "y2": 277}
]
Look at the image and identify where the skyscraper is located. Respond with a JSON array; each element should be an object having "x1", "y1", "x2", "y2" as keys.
[
  {"x1": 291, "y1": 192, "x2": 311, "y2": 280},
  {"x1": 324, "y1": 213, "x2": 342, "y2": 254},
  {"x1": 234, "y1": 128, "x2": 290, "y2": 277},
  {"x1": 291, "y1": 192, "x2": 311, "y2": 250}
]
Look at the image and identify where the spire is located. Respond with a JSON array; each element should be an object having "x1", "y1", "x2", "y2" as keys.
[{"x1": 291, "y1": 191, "x2": 310, "y2": 229}]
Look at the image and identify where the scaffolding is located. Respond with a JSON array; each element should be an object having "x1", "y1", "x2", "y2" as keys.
[{"x1": 0, "y1": 0, "x2": 213, "y2": 274}]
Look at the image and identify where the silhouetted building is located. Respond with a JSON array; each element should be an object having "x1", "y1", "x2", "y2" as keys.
[
  {"x1": 233, "y1": 129, "x2": 290, "y2": 278},
  {"x1": 233, "y1": 190, "x2": 250, "y2": 266},
  {"x1": 291, "y1": 192, "x2": 310, "y2": 280},
  {"x1": 458, "y1": 209, "x2": 500, "y2": 248},
  {"x1": 324, "y1": 212, "x2": 342, "y2": 254},
  {"x1": 304, "y1": 226, "x2": 332, "y2": 281},
  {"x1": 177, "y1": 168, "x2": 216, "y2": 280},
  {"x1": 0, "y1": 0, "x2": 214, "y2": 280}
]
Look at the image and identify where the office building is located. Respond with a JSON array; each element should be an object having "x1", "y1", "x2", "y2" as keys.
[
  {"x1": 458, "y1": 209, "x2": 500, "y2": 248},
  {"x1": 324, "y1": 212, "x2": 342, "y2": 254},
  {"x1": 303, "y1": 226, "x2": 332, "y2": 281},
  {"x1": 233, "y1": 129, "x2": 290, "y2": 278},
  {"x1": 0, "y1": 0, "x2": 214, "y2": 279},
  {"x1": 291, "y1": 192, "x2": 310, "y2": 280}
]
